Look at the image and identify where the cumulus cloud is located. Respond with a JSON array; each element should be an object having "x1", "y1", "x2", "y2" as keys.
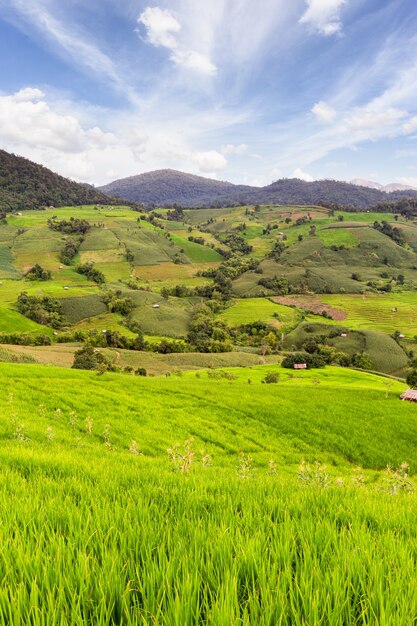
[
  {"x1": 138, "y1": 6, "x2": 180, "y2": 48},
  {"x1": 0, "y1": 87, "x2": 231, "y2": 183},
  {"x1": 137, "y1": 6, "x2": 217, "y2": 76},
  {"x1": 193, "y1": 150, "x2": 227, "y2": 174},
  {"x1": 300, "y1": 0, "x2": 347, "y2": 36},
  {"x1": 221, "y1": 143, "x2": 248, "y2": 155},
  {"x1": 0, "y1": 88, "x2": 99, "y2": 153},
  {"x1": 312, "y1": 100, "x2": 337, "y2": 123},
  {"x1": 293, "y1": 168, "x2": 315, "y2": 181}
]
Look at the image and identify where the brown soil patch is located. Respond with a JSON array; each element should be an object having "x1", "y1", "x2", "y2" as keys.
[{"x1": 272, "y1": 296, "x2": 347, "y2": 321}]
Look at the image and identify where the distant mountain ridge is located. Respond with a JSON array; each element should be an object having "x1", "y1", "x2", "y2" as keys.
[
  {"x1": 100, "y1": 169, "x2": 417, "y2": 209},
  {"x1": 0, "y1": 150, "x2": 115, "y2": 212},
  {"x1": 350, "y1": 178, "x2": 417, "y2": 192}
]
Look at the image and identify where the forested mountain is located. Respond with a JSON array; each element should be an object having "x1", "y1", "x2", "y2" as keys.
[
  {"x1": 99, "y1": 169, "x2": 417, "y2": 209},
  {"x1": 0, "y1": 150, "x2": 114, "y2": 212},
  {"x1": 99, "y1": 169, "x2": 253, "y2": 207}
]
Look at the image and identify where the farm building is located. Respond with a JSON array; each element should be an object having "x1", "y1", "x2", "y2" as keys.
[
  {"x1": 294, "y1": 363, "x2": 307, "y2": 370},
  {"x1": 152, "y1": 304, "x2": 160, "y2": 309},
  {"x1": 400, "y1": 389, "x2": 417, "y2": 402}
]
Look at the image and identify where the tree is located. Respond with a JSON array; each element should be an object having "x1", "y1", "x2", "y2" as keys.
[
  {"x1": 25, "y1": 264, "x2": 51, "y2": 281},
  {"x1": 406, "y1": 369, "x2": 417, "y2": 388},
  {"x1": 72, "y1": 345, "x2": 110, "y2": 371}
]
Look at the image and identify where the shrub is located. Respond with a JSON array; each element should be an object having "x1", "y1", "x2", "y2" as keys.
[
  {"x1": 77, "y1": 262, "x2": 105, "y2": 285},
  {"x1": 262, "y1": 372, "x2": 279, "y2": 384},
  {"x1": 25, "y1": 264, "x2": 51, "y2": 281},
  {"x1": 72, "y1": 345, "x2": 110, "y2": 371}
]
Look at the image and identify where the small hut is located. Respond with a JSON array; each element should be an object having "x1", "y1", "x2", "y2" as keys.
[
  {"x1": 400, "y1": 389, "x2": 417, "y2": 402},
  {"x1": 294, "y1": 363, "x2": 307, "y2": 370}
]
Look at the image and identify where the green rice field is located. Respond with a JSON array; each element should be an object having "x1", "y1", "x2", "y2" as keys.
[{"x1": 0, "y1": 362, "x2": 416, "y2": 624}]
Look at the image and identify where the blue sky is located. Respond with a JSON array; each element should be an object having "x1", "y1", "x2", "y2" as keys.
[{"x1": 1, "y1": 0, "x2": 417, "y2": 187}]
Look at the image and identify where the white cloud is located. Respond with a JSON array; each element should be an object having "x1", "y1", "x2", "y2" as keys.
[
  {"x1": 346, "y1": 106, "x2": 407, "y2": 134},
  {"x1": 403, "y1": 116, "x2": 417, "y2": 135},
  {"x1": 293, "y1": 168, "x2": 315, "y2": 181},
  {"x1": 300, "y1": 0, "x2": 347, "y2": 36},
  {"x1": 193, "y1": 151, "x2": 227, "y2": 174},
  {"x1": 0, "y1": 87, "x2": 234, "y2": 183},
  {"x1": 138, "y1": 6, "x2": 217, "y2": 76},
  {"x1": 222, "y1": 143, "x2": 248, "y2": 155},
  {"x1": 0, "y1": 88, "x2": 99, "y2": 153},
  {"x1": 138, "y1": 7, "x2": 180, "y2": 49},
  {"x1": 312, "y1": 100, "x2": 337, "y2": 123},
  {"x1": 271, "y1": 167, "x2": 283, "y2": 179}
]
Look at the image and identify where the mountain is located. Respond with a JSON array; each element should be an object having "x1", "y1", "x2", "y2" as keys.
[
  {"x1": 0, "y1": 150, "x2": 115, "y2": 212},
  {"x1": 350, "y1": 178, "x2": 417, "y2": 192},
  {"x1": 100, "y1": 169, "x2": 417, "y2": 209},
  {"x1": 99, "y1": 169, "x2": 253, "y2": 207}
]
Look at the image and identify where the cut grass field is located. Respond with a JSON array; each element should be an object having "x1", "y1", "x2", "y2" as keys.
[{"x1": 1, "y1": 362, "x2": 417, "y2": 623}]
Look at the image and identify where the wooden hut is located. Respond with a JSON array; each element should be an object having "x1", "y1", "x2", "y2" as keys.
[{"x1": 400, "y1": 389, "x2": 417, "y2": 402}]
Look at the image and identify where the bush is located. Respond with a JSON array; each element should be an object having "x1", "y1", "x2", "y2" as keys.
[
  {"x1": 72, "y1": 345, "x2": 110, "y2": 371},
  {"x1": 262, "y1": 372, "x2": 279, "y2": 384},
  {"x1": 25, "y1": 264, "x2": 52, "y2": 281},
  {"x1": 406, "y1": 369, "x2": 417, "y2": 389},
  {"x1": 77, "y1": 263, "x2": 105, "y2": 285}
]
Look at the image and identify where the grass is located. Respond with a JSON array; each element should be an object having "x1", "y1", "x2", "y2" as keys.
[
  {"x1": 320, "y1": 293, "x2": 417, "y2": 337},
  {"x1": 0, "y1": 362, "x2": 416, "y2": 623},
  {"x1": 284, "y1": 322, "x2": 409, "y2": 374},
  {"x1": 219, "y1": 298, "x2": 300, "y2": 330}
]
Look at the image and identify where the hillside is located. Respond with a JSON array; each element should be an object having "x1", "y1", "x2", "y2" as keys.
[
  {"x1": 0, "y1": 202, "x2": 415, "y2": 379},
  {"x1": 99, "y1": 169, "x2": 417, "y2": 209},
  {"x1": 0, "y1": 361, "x2": 416, "y2": 623},
  {"x1": 99, "y1": 168, "x2": 253, "y2": 207},
  {"x1": 0, "y1": 150, "x2": 115, "y2": 212}
]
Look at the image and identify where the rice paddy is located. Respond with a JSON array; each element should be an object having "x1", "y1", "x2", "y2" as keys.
[{"x1": 0, "y1": 362, "x2": 416, "y2": 624}]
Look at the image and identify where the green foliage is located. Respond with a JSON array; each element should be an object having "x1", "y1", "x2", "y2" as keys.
[
  {"x1": 48, "y1": 217, "x2": 91, "y2": 234},
  {"x1": 76, "y1": 262, "x2": 105, "y2": 284},
  {"x1": 72, "y1": 344, "x2": 110, "y2": 371},
  {"x1": 0, "y1": 149, "x2": 113, "y2": 211},
  {"x1": 281, "y1": 352, "x2": 325, "y2": 369},
  {"x1": 25, "y1": 264, "x2": 51, "y2": 281},
  {"x1": 16, "y1": 292, "x2": 63, "y2": 329},
  {"x1": 406, "y1": 369, "x2": 417, "y2": 388},
  {"x1": 262, "y1": 371, "x2": 279, "y2": 384},
  {"x1": 102, "y1": 290, "x2": 134, "y2": 316}
]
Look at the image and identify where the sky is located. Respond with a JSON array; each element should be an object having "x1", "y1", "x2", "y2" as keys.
[{"x1": 1, "y1": 0, "x2": 417, "y2": 187}]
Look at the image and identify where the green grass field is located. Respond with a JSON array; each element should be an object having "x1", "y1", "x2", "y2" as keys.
[
  {"x1": 1, "y1": 362, "x2": 417, "y2": 624},
  {"x1": 219, "y1": 298, "x2": 300, "y2": 330},
  {"x1": 321, "y1": 293, "x2": 417, "y2": 336}
]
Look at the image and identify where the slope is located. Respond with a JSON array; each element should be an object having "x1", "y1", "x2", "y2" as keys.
[{"x1": 0, "y1": 149, "x2": 116, "y2": 211}]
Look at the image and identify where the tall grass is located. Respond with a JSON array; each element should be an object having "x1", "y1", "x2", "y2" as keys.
[{"x1": 0, "y1": 362, "x2": 416, "y2": 624}]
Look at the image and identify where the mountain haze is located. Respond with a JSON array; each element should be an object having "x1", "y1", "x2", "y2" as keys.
[
  {"x1": 100, "y1": 169, "x2": 417, "y2": 209},
  {"x1": 350, "y1": 178, "x2": 417, "y2": 192}
]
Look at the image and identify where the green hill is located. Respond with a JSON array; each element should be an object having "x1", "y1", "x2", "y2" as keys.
[
  {"x1": 1, "y1": 362, "x2": 416, "y2": 624},
  {"x1": 0, "y1": 149, "x2": 116, "y2": 211}
]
